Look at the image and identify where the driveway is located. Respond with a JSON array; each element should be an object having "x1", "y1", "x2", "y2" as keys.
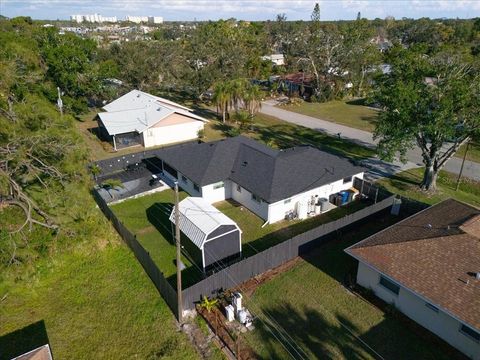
[{"x1": 261, "y1": 100, "x2": 480, "y2": 181}]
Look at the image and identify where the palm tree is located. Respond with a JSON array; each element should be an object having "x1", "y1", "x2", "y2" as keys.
[
  {"x1": 229, "y1": 78, "x2": 247, "y2": 113},
  {"x1": 213, "y1": 81, "x2": 231, "y2": 123},
  {"x1": 244, "y1": 84, "x2": 263, "y2": 117}
]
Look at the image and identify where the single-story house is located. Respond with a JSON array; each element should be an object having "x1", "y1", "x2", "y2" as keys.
[
  {"x1": 169, "y1": 197, "x2": 242, "y2": 271},
  {"x1": 157, "y1": 136, "x2": 365, "y2": 224},
  {"x1": 345, "y1": 199, "x2": 480, "y2": 360},
  {"x1": 97, "y1": 90, "x2": 208, "y2": 150}
]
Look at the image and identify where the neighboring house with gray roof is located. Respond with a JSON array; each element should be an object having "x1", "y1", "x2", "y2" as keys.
[
  {"x1": 155, "y1": 136, "x2": 365, "y2": 224},
  {"x1": 345, "y1": 199, "x2": 480, "y2": 360},
  {"x1": 97, "y1": 90, "x2": 208, "y2": 150}
]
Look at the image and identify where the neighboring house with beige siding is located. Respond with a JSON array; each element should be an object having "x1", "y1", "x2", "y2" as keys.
[
  {"x1": 97, "y1": 90, "x2": 207, "y2": 150},
  {"x1": 345, "y1": 199, "x2": 480, "y2": 360}
]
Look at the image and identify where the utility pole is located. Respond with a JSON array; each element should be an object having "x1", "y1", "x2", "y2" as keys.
[
  {"x1": 174, "y1": 182, "x2": 183, "y2": 323},
  {"x1": 455, "y1": 140, "x2": 470, "y2": 191}
]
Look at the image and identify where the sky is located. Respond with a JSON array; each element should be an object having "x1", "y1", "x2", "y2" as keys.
[{"x1": 1, "y1": 0, "x2": 480, "y2": 21}]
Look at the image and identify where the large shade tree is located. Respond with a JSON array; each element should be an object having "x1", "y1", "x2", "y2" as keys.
[{"x1": 373, "y1": 46, "x2": 480, "y2": 191}]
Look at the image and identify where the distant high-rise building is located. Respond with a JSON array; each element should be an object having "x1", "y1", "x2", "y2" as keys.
[
  {"x1": 125, "y1": 15, "x2": 149, "y2": 23},
  {"x1": 70, "y1": 14, "x2": 117, "y2": 23},
  {"x1": 148, "y1": 16, "x2": 163, "y2": 24},
  {"x1": 125, "y1": 15, "x2": 163, "y2": 24}
]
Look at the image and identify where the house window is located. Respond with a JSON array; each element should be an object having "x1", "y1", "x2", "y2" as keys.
[
  {"x1": 251, "y1": 194, "x2": 261, "y2": 203},
  {"x1": 213, "y1": 181, "x2": 225, "y2": 190},
  {"x1": 459, "y1": 324, "x2": 480, "y2": 342},
  {"x1": 181, "y1": 175, "x2": 187, "y2": 183},
  {"x1": 193, "y1": 183, "x2": 200, "y2": 192},
  {"x1": 284, "y1": 198, "x2": 291, "y2": 204},
  {"x1": 425, "y1": 302, "x2": 439, "y2": 313},
  {"x1": 343, "y1": 176, "x2": 353, "y2": 184},
  {"x1": 236, "y1": 184, "x2": 242, "y2": 193},
  {"x1": 379, "y1": 275, "x2": 400, "y2": 295}
]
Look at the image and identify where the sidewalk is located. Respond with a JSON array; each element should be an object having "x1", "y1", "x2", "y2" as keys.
[{"x1": 261, "y1": 101, "x2": 480, "y2": 181}]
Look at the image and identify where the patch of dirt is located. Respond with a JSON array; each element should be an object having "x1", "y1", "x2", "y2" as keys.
[
  {"x1": 136, "y1": 226, "x2": 156, "y2": 235},
  {"x1": 197, "y1": 306, "x2": 256, "y2": 360}
]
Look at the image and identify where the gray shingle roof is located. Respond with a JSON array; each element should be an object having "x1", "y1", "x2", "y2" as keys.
[{"x1": 157, "y1": 136, "x2": 365, "y2": 203}]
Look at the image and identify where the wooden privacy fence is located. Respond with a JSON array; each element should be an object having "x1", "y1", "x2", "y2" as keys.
[
  {"x1": 92, "y1": 189, "x2": 179, "y2": 318},
  {"x1": 93, "y1": 173, "x2": 424, "y2": 316},
  {"x1": 182, "y1": 195, "x2": 396, "y2": 310}
]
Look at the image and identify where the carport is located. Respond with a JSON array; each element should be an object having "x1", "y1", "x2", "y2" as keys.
[{"x1": 169, "y1": 197, "x2": 242, "y2": 272}]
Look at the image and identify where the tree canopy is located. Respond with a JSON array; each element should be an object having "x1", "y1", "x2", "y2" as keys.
[{"x1": 373, "y1": 46, "x2": 480, "y2": 190}]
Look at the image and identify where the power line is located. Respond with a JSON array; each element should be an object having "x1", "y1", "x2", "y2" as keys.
[
  {"x1": 201, "y1": 245, "x2": 308, "y2": 360},
  {"x1": 105, "y1": 157, "x2": 382, "y2": 358},
  {"x1": 243, "y1": 239, "x2": 386, "y2": 360}
]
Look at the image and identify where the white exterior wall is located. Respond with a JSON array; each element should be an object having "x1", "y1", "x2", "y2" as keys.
[
  {"x1": 231, "y1": 182, "x2": 269, "y2": 221},
  {"x1": 267, "y1": 173, "x2": 364, "y2": 224},
  {"x1": 177, "y1": 171, "x2": 202, "y2": 197},
  {"x1": 357, "y1": 262, "x2": 480, "y2": 360},
  {"x1": 142, "y1": 121, "x2": 204, "y2": 148},
  {"x1": 201, "y1": 180, "x2": 232, "y2": 204}
]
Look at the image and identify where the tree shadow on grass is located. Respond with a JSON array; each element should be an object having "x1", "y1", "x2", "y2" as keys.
[
  {"x1": 345, "y1": 98, "x2": 367, "y2": 106},
  {"x1": 253, "y1": 123, "x2": 375, "y2": 160},
  {"x1": 251, "y1": 303, "x2": 368, "y2": 359},
  {"x1": 189, "y1": 103, "x2": 219, "y2": 120},
  {"x1": 382, "y1": 170, "x2": 422, "y2": 192},
  {"x1": 211, "y1": 121, "x2": 234, "y2": 135},
  {"x1": 0, "y1": 320, "x2": 50, "y2": 360},
  {"x1": 252, "y1": 300, "x2": 465, "y2": 360}
]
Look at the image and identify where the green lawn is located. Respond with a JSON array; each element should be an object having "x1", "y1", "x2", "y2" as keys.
[
  {"x1": 0, "y1": 242, "x2": 199, "y2": 360},
  {"x1": 110, "y1": 189, "x2": 205, "y2": 288},
  {"x1": 243, "y1": 214, "x2": 465, "y2": 360},
  {"x1": 279, "y1": 99, "x2": 379, "y2": 132},
  {"x1": 110, "y1": 187, "x2": 376, "y2": 285},
  {"x1": 377, "y1": 167, "x2": 480, "y2": 207},
  {"x1": 77, "y1": 102, "x2": 376, "y2": 162},
  {"x1": 205, "y1": 113, "x2": 375, "y2": 160},
  {"x1": 456, "y1": 142, "x2": 480, "y2": 164},
  {"x1": 215, "y1": 199, "x2": 371, "y2": 257}
]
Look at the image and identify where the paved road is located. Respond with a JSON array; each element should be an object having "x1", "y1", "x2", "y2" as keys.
[{"x1": 261, "y1": 100, "x2": 480, "y2": 182}]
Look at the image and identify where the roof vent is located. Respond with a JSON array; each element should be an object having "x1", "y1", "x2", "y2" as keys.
[
  {"x1": 136, "y1": 94, "x2": 141, "y2": 98},
  {"x1": 477, "y1": 272, "x2": 480, "y2": 280},
  {"x1": 426, "y1": 224, "x2": 432, "y2": 229},
  {"x1": 242, "y1": 161, "x2": 248, "y2": 167}
]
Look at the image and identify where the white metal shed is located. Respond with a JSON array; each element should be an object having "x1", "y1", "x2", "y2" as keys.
[{"x1": 169, "y1": 197, "x2": 242, "y2": 270}]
